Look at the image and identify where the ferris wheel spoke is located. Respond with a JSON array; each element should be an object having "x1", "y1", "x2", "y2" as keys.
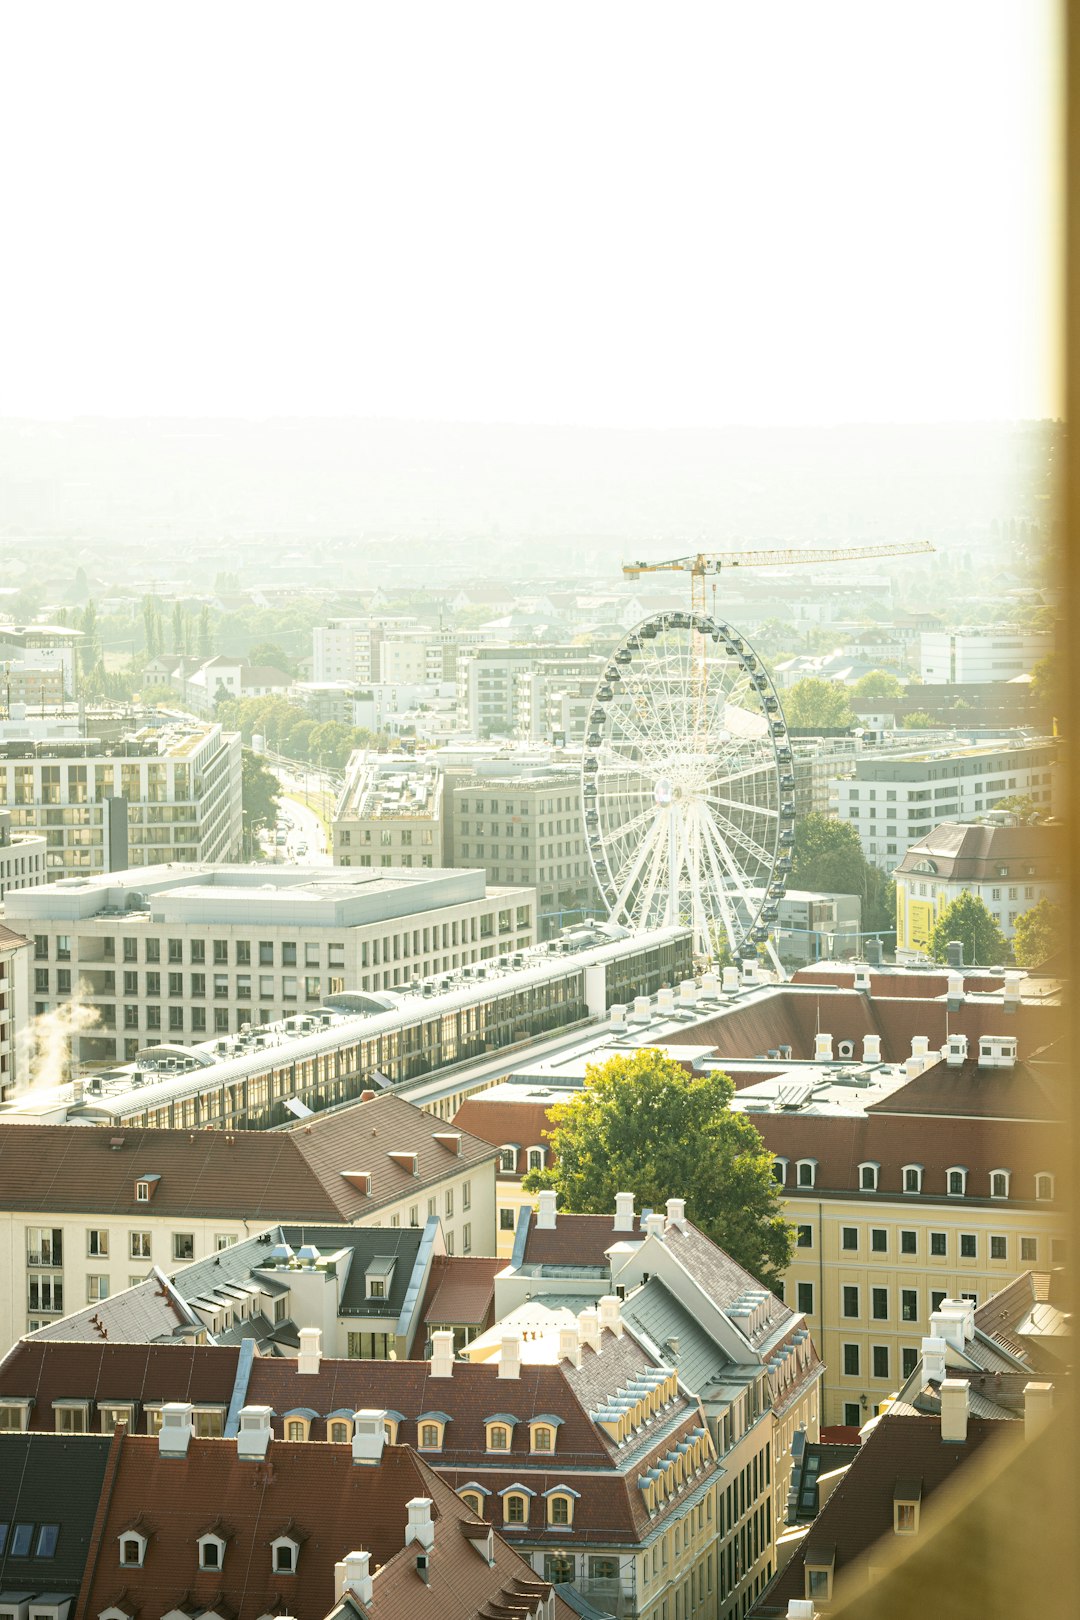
[
  {"x1": 608, "y1": 810, "x2": 668, "y2": 920},
  {"x1": 636, "y1": 815, "x2": 674, "y2": 930},
  {"x1": 706, "y1": 806, "x2": 776, "y2": 874},
  {"x1": 702, "y1": 811, "x2": 766, "y2": 924},
  {"x1": 694, "y1": 805, "x2": 746, "y2": 951},
  {"x1": 603, "y1": 804, "x2": 663, "y2": 853},
  {"x1": 709, "y1": 796, "x2": 779, "y2": 820}
]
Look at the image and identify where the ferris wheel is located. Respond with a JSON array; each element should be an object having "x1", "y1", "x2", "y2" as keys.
[{"x1": 581, "y1": 611, "x2": 795, "y2": 963}]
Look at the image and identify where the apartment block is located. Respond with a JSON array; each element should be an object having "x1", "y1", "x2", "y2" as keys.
[
  {"x1": 834, "y1": 739, "x2": 1059, "y2": 869},
  {"x1": 0, "y1": 1090, "x2": 498, "y2": 1347},
  {"x1": 0, "y1": 922, "x2": 30, "y2": 1104},
  {"x1": 0, "y1": 807, "x2": 47, "y2": 900},
  {"x1": 894, "y1": 816, "x2": 1065, "y2": 952},
  {"x1": 8, "y1": 862, "x2": 535, "y2": 1063},
  {"x1": 333, "y1": 751, "x2": 446, "y2": 866},
  {"x1": 448, "y1": 773, "x2": 595, "y2": 936},
  {"x1": 919, "y1": 627, "x2": 1052, "y2": 684},
  {"x1": 0, "y1": 718, "x2": 242, "y2": 876}
]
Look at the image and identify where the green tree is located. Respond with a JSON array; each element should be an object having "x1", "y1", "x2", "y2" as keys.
[
  {"x1": 784, "y1": 678, "x2": 855, "y2": 729},
  {"x1": 197, "y1": 605, "x2": 214, "y2": 660},
  {"x1": 928, "y1": 891, "x2": 1009, "y2": 967},
  {"x1": 521, "y1": 1049, "x2": 793, "y2": 1289},
  {"x1": 78, "y1": 599, "x2": 102, "y2": 680},
  {"x1": 248, "y1": 640, "x2": 296, "y2": 677},
  {"x1": 1029, "y1": 652, "x2": 1060, "y2": 722},
  {"x1": 142, "y1": 596, "x2": 162, "y2": 659},
  {"x1": 241, "y1": 748, "x2": 281, "y2": 848},
  {"x1": 851, "y1": 670, "x2": 903, "y2": 702},
  {"x1": 901, "y1": 709, "x2": 936, "y2": 729},
  {"x1": 990, "y1": 793, "x2": 1039, "y2": 819},
  {"x1": 1011, "y1": 898, "x2": 1064, "y2": 968},
  {"x1": 789, "y1": 813, "x2": 895, "y2": 936}
]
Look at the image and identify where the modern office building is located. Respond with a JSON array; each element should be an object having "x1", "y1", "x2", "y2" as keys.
[
  {"x1": 0, "y1": 807, "x2": 47, "y2": 900},
  {"x1": 919, "y1": 627, "x2": 1052, "y2": 684},
  {"x1": 0, "y1": 623, "x2": 82, "y2": 698},
  {"x1": 457, "y1": 646, "x2": 601, "y2": 739},
  {"x1": 333, "y1": 751, "x2": 446, "y2": 867},
  {"x1": 894, "y1": 817, "x2": 1065, "y2": 952},
  {"x1": 0, "y1": 717, "x2": 243, "y2": 875},
  {"x1": 9, "y1": 862, "x2": 536, "y2": 1063},
  {"x1": 0, "y1": 921, "x2": 30, "y2": 1104},
  {"x1": 834, "y1": 739, "x2": 1059, "y2": 869}
]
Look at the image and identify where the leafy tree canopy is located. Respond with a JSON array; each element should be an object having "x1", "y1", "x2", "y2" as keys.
[
  {"x1": 928, "y1": 890, "x2": 1009, "y2": 967},
  {"x1": 521, "y1": 1049, "x2": 793, "y2": 1289},
  {"x1": 241, "y1": 748, "x2": 281, "y2": 837},
  {"x1": 788, "y1": 812, "x2": 893, "y2": 932},
  {"x1": 901, "y1": 709, "x2": 936, "y2": 729},
  {"x1": 248, "y1": 640, "x2": 296, "y2": 677},
  {"x1": 1029, "y1": 651, "x2": 1059, "y2": 719},
  {"x1": 851, "y1": 670, "x2": 903, "y2": 701},
  {"x1": 784, "y1": 678, "x2": 855, "y2": 729},
  {"x1": 1011, "y1": 897, "x2": 1064, "y2": 969}
]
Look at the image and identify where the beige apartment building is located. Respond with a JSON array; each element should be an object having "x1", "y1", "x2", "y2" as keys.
[
  {"x1": 333, "y1": 750, "x2": 445, "y2": 866},
  {"x1": 0, "y1": 1091, "x2": 498, "y2": 1347},
  {"x1": 8, "y1": 862, "x2": 535, "y2": 1066}
]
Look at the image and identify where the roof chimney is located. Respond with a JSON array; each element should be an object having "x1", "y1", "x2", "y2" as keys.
[
  {"x1": 536, "y1": 1189, "x2": 557, "y2": 1230},
  {"x1": 814, "y1": 1032, "x2": 833, "y2": 1062},
  {"x1": 559, "y1": 1322, "x2": 582, "y2": 1369},
  {"x1": 158, "y1": 1401, "x2": 194, "y2": 1459},
  {"x1": 598, "y1": 1295, "x2": 624, "y2": 1338},
  {"x1": 430, "y1": 1329, "x2": 455, "y2": 1378},
  {"x1": 722, "y1": 966, "x2": 740, "y2": 993},
  {"x1": 945, "y1": 1033, "x2": 968, "y2": 1068},
  {"x1": 939, "y1": 1377, "x2": 969, "y2": 1444},
  {"x1": 678, "y1": 978, "x2": 697, "y2": 1006},
  {"x1": 609, "y1": 1003, "x2": 627, "y2": 1031},
  {"x1": 1024, "y1": 1381, "x2": 1054, "y2": 1442},
  {"x1": 656, "y1": 987, "x2": 675, "y2": 1013},
  {"x1": 352, "y1": 1409, "x2": 387, "y2": 1466},
  {"x1": 613, "y1": 1191, "x2": 636, "y2": 1232},
  {"x1": 930, "y1": 1308, "x2": 967, "y2": 1356},
  {"x1": 297, "y1": 1326, "x2": 322, "y2": 1375},
  {"x1": 665, "y1": 1197, "x2": 688, "y2": 1232},
  {"x1": 939, "y1": 1296, "x2": 975, "y2": 1342},
  {"x1": 630, "y1": 995, "x2": 652, "y2": 1025},
  {"x1": 405, "y1": 1497, "x2": 435, "y2": 1553},
  {"x1": 862, "y1": 1033, "x2": 881, "y2": 1063},
  {"x1": 644, "y1": 1211, "x2": 666, "y2": 1241},
  {"x1": 853, "y1": 966, "x2": 871, "y2": 992},
  {"x1": 578, "y1": 1306, "x2": 601, "y2": 1354},
  {"x1": 237, "y1": 1405, "x2": 273, "y2": 1461},
  {"x1": 498, "y1": 1331, "x2": 522, "y2": 1380},
  {"x1": 921, "y1": 1336, "x2": 948, "y2": 1384},
  {"x1": 335, "y1": 1551, "x2": 373, "y2": 1605},
  {"x1": 911, "y1": 1035, "x2": 930, "y2": 1058},
  {"x1": 701, "y1": 971, "x2": 720, "y2": 997},
  {"x1": 946, "y1": 971, "x2": 965, "y2": 1007}
]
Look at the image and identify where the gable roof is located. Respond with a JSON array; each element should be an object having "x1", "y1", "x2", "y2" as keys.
[{"x1": 0, "y1": 1093, "x2": 498, "y2": 1220}]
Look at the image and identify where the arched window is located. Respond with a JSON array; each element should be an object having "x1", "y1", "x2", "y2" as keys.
[
  {"x1": 527, "y1": 1146, "x2": 545, "y2": 1173},
  {"x1": 118, "y1": 1532, "x2": 146, "y2": 1568},
  {"x1": 285, "y1": 1419, "x2": 307, "y2": 1442},
  {"x1": 499, "y1": 1146, "x2": 518, "y2": 1173},
  {"x1": 329, "y1": 1420, "x2": 350, "y2": 1444},
  {"x1": 859, "y1": 1162, "x2": 879, "y2": 1192},
  {"x1": 903, "y1": 1164, "x2": 923, "y2": 1195},
  {"x1": 504, "y1": 1494, "x2": 528, "y2": 1524},
  {"x1": 772, "y1": 1157, "x2": 789, "y2": 1185},
  {"x1": 947, "y1": 1167, "x2": 968, "y2": 1198},
  {"x1": 197, "y1": 1533, "x2": 226, "y2": 1571},
  {"x1": 461, "y1": 1492, "x2": 483, "y2": 1517},
  {"x1": 796, "y1": 1159, "x2": 817, "y2": 1189},
  {"x1": 1035, "y1": 1173, "x2": 1055, "y2": 1202},
  {"x1": 420, "y1": 1423, "x2": 441, "y2": 1449},
  {"x1": 990, "y1": 1170, "x2": 1010, "y2": 1199},
  {"x1": 548, "y1": 1494, "x2": 573, "y2": 1526},
  {"x1": 271, "y1": 1537, "x2": 299, "y2": 1574}
]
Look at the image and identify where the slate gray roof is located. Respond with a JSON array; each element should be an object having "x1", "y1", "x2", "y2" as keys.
[
  {"x1": 0, "y1": 1433, "x2": 113, "y2": 1595},
  {"x1": 659, "y1": 1223, "x2": 796, "y2": 1351},
  {"x1": 620, "y1": 1277, "x2": 733, "y2": 1397}
]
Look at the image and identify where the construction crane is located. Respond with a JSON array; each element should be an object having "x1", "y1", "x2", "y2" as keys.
[{"x1": 624, "y1": 540, "x2": 935, "y2": 618}]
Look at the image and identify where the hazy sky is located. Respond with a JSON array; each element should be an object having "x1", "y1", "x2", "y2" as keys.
[{"x1": 0, "y1": 1, "x2": 1060, "y2": 427}]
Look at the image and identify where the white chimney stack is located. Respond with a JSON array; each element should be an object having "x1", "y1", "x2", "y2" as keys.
[
  {"x1": 498, "y1": 1331, "x2": 522, "y2": 1380},
  {"x1": 335, "y1": 1551, "x2": 373, "y2": 1605},
  {"x1": 158, "y1": 1401, "x2": 194, "y2": 1459},
  {"x1": 598, "y1": 1295, "x2": 624, "y2": 1338},
  {"x1": 237, "y1": 1405, "x2": 273, "y2": 1461},
  {"x1": 609, "y1": 1003, "x2": 627, "y2": 1030},
  {"x1": 297, "y1": 1326, "x2": 322, "y2": 1375},
  {"x1": 536, "y1": 1189, "x2": 557, "y2": 1230},
  {"x1": 814, "y1": 1032, "x2": 833, "y2": 1062},
  {"x1": 578, "y1": 1307, "x2": 601, "y2": 1354},
  {"x1": 945, "y1": 1033, "x2": 969, "y2": 1068},
  {"x1": 947, "y1": 970, "x2": 965, "y2": 1002},
  {"x1": 558, "y1": 1322, "x2": 582, "y2": 1369},
  {"x1": 940, "y1": 1296, "x2": 975, "y2": 1343},
  {"x1": 613, "y1": 1190, "x2": 636, "y2": 1232},
  {"x1": 430, "y1": 1329, "x2": 455, "y2": 1378},
  {"x1": 1024, "y1": 1381, "x2": 1054, "y2": 1442},
  {"x1": 678, "y1": 978, "x2": 697, "y2": 1006},
  {"x1": 912, "y1": 1035, "x2": 930, "y2": 1057},
  {"x1": 630, "y1": 995, "x2": 652, "y2": 1024},
  {"x1": 722, "y1": 966, "x2": 740, "y2": 993},
  {"x1": 939, "y1": 1377, "x2": 970, "y2": 1444},
  {"x1": 853, "y1": 967, "x2": 871, "y2": 992},
  {"x1": 921, "y1": 1336, "x2": 948, "y2": 1384},
  {"x1": 644, "y1": 1211, "x2": 666, "y2": 1240},
  {"x1": 930, "y1": 1309, "x2": 966, "y2": 1357},
  {"x1": 351, "y1": 1409, "x2": 387, "y2": 1465},
  {"x1": 656, "y1": 987, "x2": 675, "y2": 1013},
  {"x1": 405, "y1": 1497, "x2": 435, "y2": 1553},
  {"x1": 862, "y1": 1033, "x2": 881, "y2": 1062},
  {"x1": 665, "y1": 1197, "x2": 688, "y2": 1232},
  {"x1": 701, "y1": 971, "x2": 720, "y2": 997}
]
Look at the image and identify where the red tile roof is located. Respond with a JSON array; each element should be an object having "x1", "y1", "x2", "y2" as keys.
[
  {"x1": 750, "y1": 1413, "x2": 1005, "y2": 1617},
  {"x1": 0, "y1": 1092, "x2": 498, "y2": 1220},
  {"x1": 0, "y1": 1341, "x2": 240, "y2": 1426},
  {"x1": 451, "y1": 1099, "x2": 556, "y2": 1175},
  {"x1": 423, "y1": 1257, "x2": 502, "y2": 1329},
  {"x1": 76, "y1": 1433, "x2": 558, "y2": 1620},
  {"x1": 521, "y1": 1211, "x2": 642, "y2": 1266}
]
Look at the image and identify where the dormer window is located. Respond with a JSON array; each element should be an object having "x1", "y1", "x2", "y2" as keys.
[
  {"x1": 947, "y1": 1167, "x2": 968, "y2": 1198},
  {"x1": 894, "y1": 1479, "x2": 922, "y2": 1534},
  {"x1": 365, "y1": 1257, "x2": 395, "y2": 1299},
  {"x1": 903, "y1": 1164, "x2": 924, "y2": 1195},
  {"x1": 498, "y1": 1485, "x2": 535, "y2": 1526},
  {"x1": 796, "y1": 1159, "x2": 817, "y2": 1189},
  {"x1": 499, "y1": 1145, "x2": 518, "y2": 1173},
  {"x1": 485, "y1": 1415, "x2": 518, "y2": 1451},
  {"x1": 119, "y1": 1529, "x2": 147, "y2": 1568},
  {"x1": 285, "y1": 1418, "x2": 309, "y2": 1442},
  {"x1": 772, "y1": 1157, "x2": 789, "y2": 1186},
  {"x1": 859, "y1": 1162, "x2": 880, "y2": 1192},
  {"x1": 544, "y1": 1486, "x2": 580, "y2": 1527},
  {"x1": 417, "y1": 1411, "x2": 451, "y2": 1451},
  {"x1": 134, "y1": 1174, "x2": 160, "y2": 1202},
  {"x1": 383, "y1": 1413, "x2": 403, "y2": 1445},
  {"x1": 527, "y1": 1146, "x2": 545, "y2": 1173},
  {"x1": 198, "y1": 1532, "x2": 227, "y2": 1571},
  {"x1": 458, "y1": 1482, "x2": 491, "y2": 1518},
  {"x1": 529, "y1": 1416, "x2": 563, "y2": 1453},
  {"x1": 271, "y1": 1537, "x2": 299, "y2": 1574},
  {"x1": 328, "y1": 1417, "x2": 352, "y2": 1444},
  {"x1": 990, "y1": 1170, "x2": 1010, "y2": 1199},
  {"x1": 1035, "y1": 1173, "x2": 1055, "y2": 1202}
]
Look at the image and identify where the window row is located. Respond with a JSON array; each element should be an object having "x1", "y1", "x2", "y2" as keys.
[
  {"x1": 459, "y1": 1484, "x2": 579, "y2": 1528},
  {"x1": 777, "y1": 1158, "x2": 1055, "y2": 1201},
  {"x1": 27, "y1": 1227, "x2": 237, "y2": 1264},
  {"x1": 118, "y1": 1527, "x2": 299, "y2": 1574},
  {"x1": 34, "y1": 935, "x2": 344, "y2": 969}
]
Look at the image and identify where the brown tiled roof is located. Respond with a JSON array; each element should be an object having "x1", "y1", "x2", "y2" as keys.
[
  {"x1": 0, "y1": 1093, "x2": 497, "y2": 1220},
  {"x1": 521, "y1": 1211, "x2": 642, "y2": 1266},
  {"x1": 77, "y1": 1433, "x2": 556, "y2": 1620},
  {"x1": 423, "y1": 1256, "x2": 502, "y2": 1329},
  {"x1": 0, "y1": 1341, "x2": 240, "y2": 1426},
  {"x1": 0, "y1": 921, "x2": 30, "y2": 950},
  {"x1": 864, "y1": 1057, "x2": 1063, "y2": 1121},
  {"x1": 750, "y1": 1109, "x2": 1060, "y2": 1201},
  {"x1": 750, "y1": 1413, "x2": 1005, "y2": 1616},
  {"x1": 893, "y1": 820, "x2": 1063, "y2": 884},
  {"x1": 451, "y1": 1098, "x2": 556, "y2": 1174},
  {"x1": 659, "y1": 1223, "x2": 796, "y2": 1345}
]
